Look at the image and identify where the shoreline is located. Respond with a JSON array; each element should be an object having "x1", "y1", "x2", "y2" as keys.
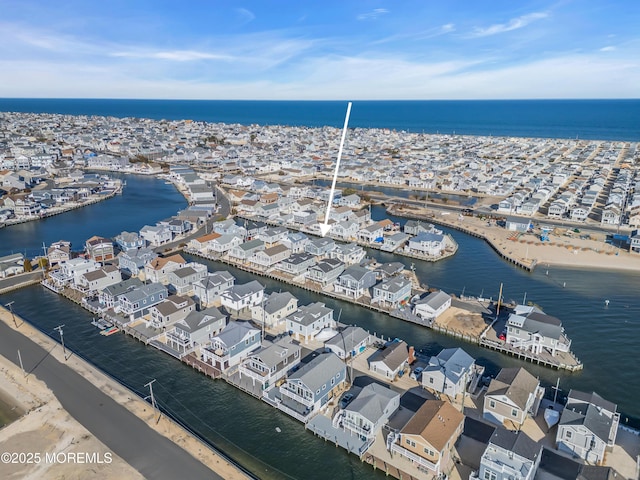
[{"x1": 0, "y1": 305, "x2": 252, "y2": 480}]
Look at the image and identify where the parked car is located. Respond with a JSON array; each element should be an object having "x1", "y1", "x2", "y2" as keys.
[
  {"x1": 410, "y1": 367, "x2": 424, "y2": 380},
  {"x1": 339, "y1": 393, "x2": 354, "y2": 409}
]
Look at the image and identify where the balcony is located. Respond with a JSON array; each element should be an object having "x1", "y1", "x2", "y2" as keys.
[
  {"x1": 342, "y1": 417, "x2": 374, "y2": 438},
  {"x1": 279, "y1": 384, "x2": 315, "y2": 407},
  {"x1": 390, "y1": 443, "x2": 439, "y2": 472},
  {"x1": 481, "y1": 452, "x2": 530, "y2": 479},
  {"x1": 166, "y1": 331, "x2": 191, "y2": 349}
]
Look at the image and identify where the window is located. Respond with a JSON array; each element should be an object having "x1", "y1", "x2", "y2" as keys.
[
  {"x1": 322, "y1": 384, "x2": 326, "y2": 390},
  {"x1": 331, "y1": 378, "x2": 335, "y2": 386},
  {"x1": 489, "y1": 400, "x2": 496, "y2": 408},
  {"x1": 565, "y1": 430, "x2": 573, "y2": 439},
  {"x1": 483, "y1": 471, "x2": 497, "y2": 480},
  {"x1": 406, "y1": 438, "x2": 411, "y2": 446},
  {"x1": 511, "y1": 408, "x2": 518, "y2": 417},
  {"x1": 336, "y1": 372, "x2": 341, "y2": 377},
  {"x1": 429, "y1": 377, "x2": 434, "y2": 384},
  {"x1": 590, "y1": 438, "x2": 597, "y2": 449}
]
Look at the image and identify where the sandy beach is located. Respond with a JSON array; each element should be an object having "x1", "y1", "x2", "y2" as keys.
[{"x1": 0, "y1": 307, "x2": 250, "y2": 480}]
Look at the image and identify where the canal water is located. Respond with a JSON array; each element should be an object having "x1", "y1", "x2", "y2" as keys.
[{"x1": 1, "y1": 175, "x2": 640, "y2": 478}]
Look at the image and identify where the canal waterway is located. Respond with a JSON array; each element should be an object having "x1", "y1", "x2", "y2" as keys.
[{"x1": 1, "y1": 174, "x2": 640, "y2": 478}]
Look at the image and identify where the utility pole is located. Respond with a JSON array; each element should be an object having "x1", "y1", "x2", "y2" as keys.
[
  {"x1": 54, "y1": 324, "x2": 67, "y2": 360},
  {"x1": 17, "y1": 349, "x2": 25, "y2": 376},
  {"x1": 5, "y1": 301, "x2": 17, "y2": 328},
  {"x1": 145, "y1": 379, "x2": 160, "y2": 423}
]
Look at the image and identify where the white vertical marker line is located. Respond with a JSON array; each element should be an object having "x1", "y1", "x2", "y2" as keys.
[{"x1": 319, "y1": 101, "x2": 352, "y2": 237}]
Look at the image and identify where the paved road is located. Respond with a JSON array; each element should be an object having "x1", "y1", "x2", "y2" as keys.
[
  {"x1": 0, "y1": 321, "x2": 221, "y2": 480},
  {"x1": 0, "y1": 271, "x2": 43, "y2": 293}
]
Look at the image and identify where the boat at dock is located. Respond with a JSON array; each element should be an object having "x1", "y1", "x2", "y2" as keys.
[
  {"x1": 544, "y1": 406, "x2": 560, "y2": 428},
  {"x1": 91, "y1": 318, "x2": 112, "y2": 330},
  {"x1": 100, "y1": 326, "x2": 120, "y2": 336}
]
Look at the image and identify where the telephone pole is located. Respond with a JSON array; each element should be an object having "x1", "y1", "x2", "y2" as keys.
[
  {"x1": 5, "y1": 301, "x2": 17, "y2": 328},
  {"x1": 145, "y1": 379, "x2": 160, "y2": 423},
  {"x1": 54, "y1": 324, "x2": 67, "y2": 360}
]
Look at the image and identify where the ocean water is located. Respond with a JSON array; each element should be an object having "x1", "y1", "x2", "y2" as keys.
[{"x1": 1, "y1": 98, "x2": 639, "y2": 141}]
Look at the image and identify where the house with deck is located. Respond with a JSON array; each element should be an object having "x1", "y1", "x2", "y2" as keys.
[
  {"x1": 484, "y1": 367, "x2": 544, "y2": 428},
  {"x1": 357, "y1": 222, "x2": 385, "y2": 244},
  {"x1": 285, "y1": 302, "x2": 335, "y2": 344},
  {"x1": 307, "y1": 258, "x2": 345, "y2": 286},
  {"x1": 84, "y1": 236, "x2": 115, "y2": 263},
  {"x1": 389, "y1": 400, "x2": 464, "y2": 477},
  {"x1": 144, "y1": 254, "x2": 187, "y2": 284},
  {"x1": 474, "y1": 429, "x2": 542, "y2": 480},
  {"x1": 238, "y1": 337, "x2": 301, "y2": 392},
  {"x1": 114, "y1": 231, "x2": 146, "y2": 252},
  {"x1": 249, "y1": 244, "x2": 291, "y2": 269},
  {"x1": 506, "y1": 306, "x2": 572, "y2": 357},
  {"x1": 98, "y1": 277, "x2": 143, "y2": 309},
  {"x1": 118, "y1": 248, "x2": 157, "y2": 279},
  {"x1": 116, "y1": 282, "x2": 168, "y2": 321},
  {"x1": 148, "y1": 295, "x2": 196, "y2": 330},
  {"x1": 188, "y1": 232, "x2": 222, "y2": 252},
  {"x1": 422, "y1": 347, "x2": 479, "y2": 398},
  {"x1": 166, "y1": 263, "x2": 208, "y2": 296},
  {"x1": 220, "y1": 280, "x2": 264, "y2": 314},
  {"x1": 330, "y1": 220, "x2": 359, "y2": 241},
  {"x1": 201, "y1": 321, "x2": 261, "y2": 372},
  {"x1": 192, "y1": 271, "x2": 235, "y2": 307},
  {"x1": 305, "y1": 237, "x2": 336, "y2": 257},
  {"x1": 229, "y1": 238, "x2": 265, "y2": 262},
  {"x1": 275, "y1": 252, "x2": 316, "y2": 276},
  {"x1": 278, "y1": 352, "x2": 346, "y2": 422},
  {"x1": 334, "y1": 265, "x2": 377, "y2": 299},
  {"x1": 208, "y1": 233, "x2": 243, "y2": 254},
  {"x1": 367, "y1": 340, "x2": 409, "y2": 380},
  {"x1": 406, "y1": 232, "x2": 447, "y2": 256},
  {"x1": 556, "y1": 390, "x2": 619, "y2": 465},
  {"x1": 250, "y1": 291, "x2": 298, "y2": 328},
  {"x1": 166, "y1": 307, "x2": 227, "y2": 353},
  {"x1": 371, "y1": 275, "x2": 413, "y2": 308},
  {"x1": 139, "y1": 224, "x2": 173, "y2": 246},
  {"x1": 50, "y1": 257, "x2": 101, "y2": 288},
  {"x1": 413, "y1": 291, "x2": 452, "y2": 321},
  {"x1": 76, "y1": 265, "x2": 122, "y2": 293},
  {"x1": 328, "y1": 242, "x2": 366, "y2": 265},
  {"x1": 280, "y1": 231, "x2": 309, "y2": 253},
  {"x1": 324, "y1": 326, "x2": 371, "y2": 359}
]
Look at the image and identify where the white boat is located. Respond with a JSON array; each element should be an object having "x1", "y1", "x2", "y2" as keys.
[{"x1": 544, "y1": 406, "x2": 560, "y2": 428}]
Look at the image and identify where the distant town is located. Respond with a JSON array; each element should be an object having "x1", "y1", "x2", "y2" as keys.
[{"x1": 1, "y1": 111, "x2": 638, "y2": 480}]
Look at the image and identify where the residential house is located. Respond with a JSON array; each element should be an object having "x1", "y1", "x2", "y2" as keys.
[
  {"x1": 505, "y1": 217, "x2": 532, "y2": 232},
  {"x1": 421, "y1": 347, "x2": 480, "y2": 398},
  {"x1": 192, "y1": 271, "x2": 235, "y2": 307},
  {"x1": 249, "y1": 244, "x2": 291, "y2": 269},
  {"x1": 371, "y1": 275, "x2": 413, "y2": 308},
  {"x1": 166, "y1": 307, "x2": 227, "y2": 353},
  {"x1": 285, "y1": 302, "x2": 335, "y2": 344},
  {"x1": 506, "y1": 306, "x2": 572, "y2": 357},
  {"x1": 166, "y1": 262, "x2": 208, "y2": 295},
  {"x1": 406, "y1": 232, "x2": 447, "y2": 256},
  {"x1": 0, "y1": 253, "x2": 24, "y2": 278},
  {"x1": 307, "y1": 258, "x2": 345, "y2": 286},
  {"x1": 357, "y1": 222, "x2": 385, "y2": 244},
  {"x1": 201, "y1": 321, "x2": 261, "y2": 371},
  {"x1": 333, "y1": 383, "x2": 400, "y2": 441},
  {"x1": 328, "y1": 242, "x2": 366, "y2": 265},
  {"x1": 475, "y1": 429, "x2": 542, "y2": 480},
  {"x1": 238, "y1": 337, "x2": 301, "y2": 392},
  {"x1": 118, "y1": 248, "x2": 157, "y2": 279},
  {"x1": 389, "y1": 400, "x2": 465, "y2": 476},
  {"x1": 117, "y1": 282, "x2": 168, "y2": 321},
  {"x1": 305, "y1": 237, "x2": 336, "y2": 257},
  {"x1": 278, "y1": 352, "x2": 346, "y2": 422},
  {"x1": 484, "y1": 367, "x2": 544, "y2": 428},
  {"x1": 229, "y1": 238, "x2": 265, "y2": 262},
  {"x1": 76, "y1": 265, "x2": 122, "y2": 293},
  {"x1": 556, "y1": 390, "x2": 619, "y2": 465},
  {"x1": 413, "y1": 291, "x2": 452, "y2": 321},
  {"x1": 139, "y1": 224, "x2": 173, "y2": 246},
  {"x1": 280, "y1": 231, "x2": 309, "y2": 253},
  {"x1": 330, "y1": 220, "x2": 360, "y2": 241},
  {"x1": 98, "y1": 277, "x2": 143, "y2": 309},
  {"x1": 324, "y1": 326, "x2": 371, "y2": 359},
  {"x1": 50, "y1": 257, "x2": 101, "y2": 287},
  {"x1": 250, "y1": 291, "x2": 298, "y2": 328},
  {"x1": 257, "y1": 226, "x2": 288, "y2": 246},
  {"x1": 85, "y1": 236, "x2": 115, "y2": 263},
  {"x1": 149, "y1": 295, "x2": 196, "y2": 330},
  {"x1": 114, "y1": 231, "x2": 145, "y2": 252},
  {"x1": 144, "y1": 254, "x2": 187, "y2": 284},
  {"x1": 367, "y1": 340, "x2": 409, "y2": 380},
  {"x1": 275, "y1": 252, "x2": 316, "y2": 276},
  {"x1": 334, "y1": 265, "x2": 378, "y2": 298},
  {"x1": 47, "y1": 240, "x2": 71, "y2": 266},
  {"x1": 187, "y1": 232, "x2": 222, "y2": 252},
  {"x1": 220, "y1": 280, "x2": 264, "y2": 314},
  {"x1": 208, "y1": 233, "x2": 243, "y2": 254}
]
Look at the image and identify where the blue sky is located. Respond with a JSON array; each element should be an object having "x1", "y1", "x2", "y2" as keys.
[{"x1": 1, "y1": 0, "x2": 639, "y2": 99}]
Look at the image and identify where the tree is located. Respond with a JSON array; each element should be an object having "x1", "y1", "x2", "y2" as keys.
[{"x1": 23, "y1": 258, "x2": 33, "y2": 272}]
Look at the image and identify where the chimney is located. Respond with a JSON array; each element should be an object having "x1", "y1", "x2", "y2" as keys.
[{"x1": 408, "y1": 346, "x2": 415, "y2": 364}]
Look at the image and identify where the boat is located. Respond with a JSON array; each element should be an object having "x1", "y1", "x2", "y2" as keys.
[
  {"x1": 100, "y1": 326, "x2": 120, "y2": 336},
  {"x1": 91, "y1": 318, "x2": 112, "y2": 331},
  {"x1": 544, "y1": 406, "x2": 560, "y2": 428}
]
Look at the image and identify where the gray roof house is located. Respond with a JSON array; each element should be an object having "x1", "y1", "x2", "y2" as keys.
[
  {"x1": 305, "y1": 237, "x2": 336, "y2": 257},
  {"x1": 99, "y1": 277, "x2": 144, "y2": 309},
  {"x1": 192, "y1": 271, "x2": 235, "y2": 308},
  {"x1": 506, "y1": 307, "x2": 571, "y2": 357},
  {"x1": 556, "y1": 390, "x2": 619, "y2": 465},
  {"x1": 328, "y1": 242, "x2": 366, "y2": 265},
  {"x1": 148, "y1": 295, "x2": 196, "y2": 330},
  {"x1": 118, "y1": 248, "x2": 157, "y2": 278},
  {"x1": 324, "y1": 326, "x2": 372, "y2": 359},
  {"x1": 201, "y1": 321, "x2": 261, "y2": 372},
  {"x1": 413, "y1": 290, "x2": 452, "y2": 320},
  {"x1": 238, "y1": 337, "x2": 301, "y2": 393},
  {"x1": 371, "y1": 275, "x2": 413, "y2": 308},
  {"x1": 333, "y1": 383, "x2": 400, "y2": 441},
  {"x1": 117, "y1": 282, "x2": 168, "y2": 321},
  {"x1": 250, "y1": 291, "x2": 298, "y2": 328},
  {"x1": 166, "y1": 263, "x2": 208, "y2": 296},
  {"x1": 285, "y1": 302, "x2": 335, "y2": 344},
  {"x1": 229, "y1": 238, "x2": 265, "y2": 261},
  {"x1": 474, "y1": 429, "x2": 542, "y2": 480},
  {"x1": 334, "y1": 265, "x2": 378, "y2": 299},
  {"x1": 307, "y1": 258, "x2": 345, "y2": 286},
  {"x1": 421, "y1": 347, "x2": 480, "y2": 398},
  {"x1": 367, "y1": 340, "x2": 409, "y2": 380},
  {"x1": 278, "y1": 352, "x2": 346, "y2": 423},
  {"x1": 275, "y1": 252, "x2": 316, "y2": 276},
  {"x1": 483, "y1": 367, "x2": 544, "y2": 428},
  {"x1": 166, "y1": 307, "x2": 227, "y2": 354},
  {"x1": 220, "y1": 280, "x2": 264, "y2": 314}
]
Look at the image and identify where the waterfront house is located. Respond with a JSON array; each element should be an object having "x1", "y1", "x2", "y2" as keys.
[
  {"x1": 76, "y1": 265, "x2": 122, "y2": 293},
  {"x1": 337, "y1": 194, "x2": 361, "y2": 207},
  {"x1": 375, "y1": 262, "x2": 405, "y2": 279},
  {"x1": 114, "y1": 231, "x2": 145, "y2": 252},
  {"x1": 229, "y1": 238, "x2": 265, "y2": 262},
  {"x1": 220, "y1": 280, "x2": 264, "y2": 314},
  {"x1": 324, "y1": 326, "x2": 371, "y2": 359},
  {"x1": 144, "y1": 254, "x2": 187, "y2": 284},
  {"x1": 166, "y1": 307, "x2": 227, "y2": 353},
  {"x1": 85, "y1": 236, "x2": 115, "y2": 263},
  {"x1": 98, "y1": 277, "x2": 143, "y2": 309},
  {"x1": 328, "y1": 242, "x2": 366, "y2": 265},
  {"x1": 280, "y1": 231, "x2": 309, "y2": 253},
  {"x1": 353, "y1": 208, "x2": 371, "y2": 226},
  {"x1": 118, "y1": 248, "x2": 157, "y2": 279},
  {"x1": 389, "y1": 400, "x2": 464, "y2": 477},
  {"x1": 505, "y1": 217, "x2": 532, "y2": 233},
  {"x1": 50, "y1": 257, "x2": 102, "y2": 287},
  {"x1": 250, "y1": 291, "x2": 298, "y2": 328},
  {"x1": 506, "y1": 306, "x2": 572, "y2": 357},
  {"x1": 166, "y1": 262, "x2": 208, "y2": 296},
  {"x1": 371, "y1": 275, "x2": 413, "y2": 308},
  {"x1": 293, "y1": 210, "x2": 317, "y2": 226},
  {"x1": 382, "y1": 232, "x2": 409, "y2": 252},
  {"x1": 208, "y1": 233, "x2": 243, "y2": 254},
  {"x1": 601, "y1": 204, "x2": 621, "y2": 226},
  {"x1": 238, "y1": 337, "x2": 301, "y2": 392},
  {"x1": 474, "y1": 429, "x2": 542, "y2": 480},
  {"x1": 333, "y1": 265, "x2": 377, "y2": 299},
  {"x1": 285, "y1": 302, "x2": 335, "y2": 344},
  {"x1": 47, "y1": 240, "x2": 71, "y2": 266},
  {"x1": 257, "y1": 226, "x2": 289, "y2": 246},
  {"x1": 333, "y1": 383, "x2": 400, "y2": 441},
  {"x1": 329, "y1": 220, "x2": 359, "y2": 241},
  {"x1": 630, "y1": 230, "x2": 640, "y2": 254},
  {"x1": 483, "y1": 367, "x2": 544, "y2": 428},
  {"x1": 139, "y1": 224, "x2": 173, "y2": 246},
  {"x1": 556, "y1": 390, "x2": 619, "y2": 465},
  {"x1": 421, "y1": 347, "x2": 479, "y2": 398},
  {"x1": 0, "y1": 253, "x2": 24, "y2": 278},
  {"x1": 192, "y1": 271, "x2": 235, "y2": 307},
  {"x1": 278, "y1": 352, "x2": 346, "y2": 422},
  {"x1": 149, "y1": 295, "x2": 196, "y2": 330},
  {"x1": 413, "y1": 291, "x2": 452, "y2": 321},
  {"x1": 275, "y1": 252, "x2": 316, "y2": 276},
  {"x1": 187, "y1": 232, "x2": 222, "y2": 252},
  {"x1": 357, "y1": 222, "x2": 385, "y2": 244},
  {"x1": 406, "y1": 232, "x2": 446, "y2": 256},
  {"x1": 367, "y1": 340, "x2": 409, "y2": 380},
  {"x1": 116, "y1": 282, "x2": 168, "y2": 321},
  {"x1": 570, "y1": 206, "x2": 589, "y2": 222},
  {"x1": 201, "y1": 321, "x2": 261, "y2": 371},
  {"x1": 307, "y1": 258, "x2": 345, "y2": 286},
  {"x1": 304, "y1": 237, "x2": 336, "y2": 257},
  {"x1": 249, "y1": 244, "x2": 291, "y2": 269}
]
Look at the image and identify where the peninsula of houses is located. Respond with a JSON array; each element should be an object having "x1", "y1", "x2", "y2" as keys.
[{"x1": 1, "y1": 110, "x2": 638, "y2": 479}]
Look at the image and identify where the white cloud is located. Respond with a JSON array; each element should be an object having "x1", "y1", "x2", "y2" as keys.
[
  {"x1": 441, "y1": 23, "x2": 455, "y2": 33},
  {"x1": 600, "y1": 46, "x2": 616, "y2": 52},
  {"x1": 469, "y1": 12, "x2": 548, "y2": 38},
  {"x1": 111, "y1": 50, "x2": 234, "y2": 62},
  {"x1": 357, "y1": 8, "x2": 389, "y2": 21},
  {"x1": 236, "y1": 8, "x2": 255, "y2": 23}
]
